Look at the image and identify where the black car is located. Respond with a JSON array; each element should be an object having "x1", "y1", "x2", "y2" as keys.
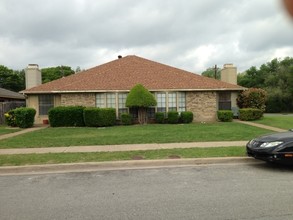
[{"x1": 246, "y1": 130, "x2": 293, "y2": 164}]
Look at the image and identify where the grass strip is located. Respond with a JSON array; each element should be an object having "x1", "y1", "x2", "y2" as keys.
[
  {"x1": 0, "y1": 146, "x2": 246, "y2": 166},
  {"x1": 0, "y1": 126, "x2": 22, "y2": 135},
  {"x1": 0, "y1": 123, "x2": 269, "y2": 148},
  {"x1": 256, "y1": 116, "x2": 293, "y2": 130}
]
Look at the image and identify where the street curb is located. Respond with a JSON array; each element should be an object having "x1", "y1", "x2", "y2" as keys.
[{"x1": 0, "y1": 157, "x2": 259, "y2": 176}]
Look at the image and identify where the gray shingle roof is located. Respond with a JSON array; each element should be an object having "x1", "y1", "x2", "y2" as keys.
[{"x1": 0, "y1": 88, "x2": 25, "y2": 100}]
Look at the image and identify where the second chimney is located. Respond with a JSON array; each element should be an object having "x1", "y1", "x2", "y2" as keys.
[
  {"x1": 25, "y1": 64, "x2": 42, "y2": 89},
  {"x1": 221, "y1": 64, "x2": 237, "y2": 85}
]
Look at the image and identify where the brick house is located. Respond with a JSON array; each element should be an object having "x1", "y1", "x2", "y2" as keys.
[{"x1": 21, "y1": 55, "x2": 244, "y2": 124}]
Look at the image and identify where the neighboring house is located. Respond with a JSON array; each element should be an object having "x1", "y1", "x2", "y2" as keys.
[
  {"x1": 21, "y1": 55, "x2": 244, "y2": 124},
  {"x1": 0, "y1": 88, "x2": 25, "y2": 102},
  {"x1": 0, "y1": 88, "x2": 25, "y2": 124}
]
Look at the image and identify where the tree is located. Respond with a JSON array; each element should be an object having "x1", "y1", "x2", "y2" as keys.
[
  {"x1": 237, "y1": 57, "x2": 293, "y2": 113},
  {"x1": 237, "y1": 66, "x2": 259, "y2": 88},
  {"x1": 41, "y1": 66, "x2": 75, "y2": 83},
  {"x1": 0, "y1": 65, "x2": 25, "y2": 92},
  {"x1": 201, "y1": 66, "x2": 221, "y2": 80},
  {"x1": 126, "y1": 84, "x2": 157, "y2": 124}
]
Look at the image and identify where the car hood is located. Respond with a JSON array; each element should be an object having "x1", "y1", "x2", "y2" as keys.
[{"x1": 255, "y1": 131, "x2": 293, "y2": 142}]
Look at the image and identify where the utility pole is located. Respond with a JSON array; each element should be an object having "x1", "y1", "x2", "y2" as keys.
[
  {"x1": 60, "y1": 66, "x2": 64, "y2": 78},
  {"x1": 214, "y1": 64, "x2": 217, "y2": 79}
]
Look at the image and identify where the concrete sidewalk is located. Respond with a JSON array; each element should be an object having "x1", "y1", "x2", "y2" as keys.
[
  {"x1": 0, "y1": 141, "x2": 247, "y2": 155},
  {"x1": 234, "y1": 119, "x2": 287, "y2": 132},
  {"x1": 0, "y1": 121, "x2": 280, "y2": 175},
  {"x1": 0, "y1": 119, "x2": 286, "y2": 155},
  {"x1": 0, "y1": 125, "x2": 48, "y2": 140}
]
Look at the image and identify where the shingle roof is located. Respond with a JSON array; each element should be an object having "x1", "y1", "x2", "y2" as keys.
[
  {"x1": 22, "y1": 55, "x2": 244, "y2": 94},
  {"x1": 0, "y1": 88, "x2": 25, "y2": 99}
]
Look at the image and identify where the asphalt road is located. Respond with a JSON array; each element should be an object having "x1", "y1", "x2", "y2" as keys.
[{"x1": 1, "y1": 162, "x2": 293, "y2": 220}]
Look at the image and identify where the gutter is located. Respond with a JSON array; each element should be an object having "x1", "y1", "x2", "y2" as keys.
[{"x1": 21, "y1": 87, "x2": 245, "y2": 95}]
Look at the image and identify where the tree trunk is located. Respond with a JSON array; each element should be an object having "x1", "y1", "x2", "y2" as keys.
[{"x1": 138, "y1": 107, "x2": 147, "y2": 124}]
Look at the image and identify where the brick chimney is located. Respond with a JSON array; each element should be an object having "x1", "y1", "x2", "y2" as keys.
[
  {"x1": 25, "y1": 64, "x2": 42, "y2": 89},
  {"x1": 221, "y1": 64, "x2": 237, "y2": 85}
]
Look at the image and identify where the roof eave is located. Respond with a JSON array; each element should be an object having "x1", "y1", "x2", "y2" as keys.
[{"x1": 22, "y1": 87, "x2": 245, "y2": 94}]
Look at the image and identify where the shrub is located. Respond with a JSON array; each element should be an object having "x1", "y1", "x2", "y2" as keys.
[
  {"x1": 83, "y1": 107, "x2": 100, "y2": 127},
  {"x1": 4, "y1": 109, "x2": 17, "y2": 127},
  {"x1": 237, "y1": 88, "x2": 267, "y2": 112},
  {"x1": 48, "y1": 106, "x2": 85, "y2": 127},
  {"x1": 97, "y1": 108, "x2": 116, "y2": 127},
  {"x1": 83, "y1": 107, "x2": 116, "y2": 127},
  {"x1": 12, "y1": 107, "x2": 36, "y2": 128},
  {"x1": 180, "y1": 111, "x2": 193, "y2": 123},
  {"x1": 217, "y1": 110, "x2": 233, "y2": 122},
  {"x1": 239, "y1": 108, "x2": 263, "y2": 121},
  {"x1": 121, "y1": 113, "x2": 132, "y2": 125},
  {"x1": 155, "y1": 112, "x2": 165, "y2": 124},
  {"x1": 167, "y1": 111, "x2": 179, "y2": 124},
  {"x1": 5, "y1": 108, "x2": 36, "y2": 128}
]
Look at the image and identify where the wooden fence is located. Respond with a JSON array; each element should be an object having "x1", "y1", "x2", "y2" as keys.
[{"x1": 0, "y1": 101, "x2": 26, "y2": 124}]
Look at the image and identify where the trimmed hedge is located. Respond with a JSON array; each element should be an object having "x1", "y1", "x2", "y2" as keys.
[
  {"x1": 49, "y1": 107, "x2": 116, "y2": 127},
  {"x1": 120, "y1": 113, "x2": 132, "y2": 125},
  {"x1": 83, "y1": 107, "x2": 100, "y2": 127},
  {"x1": 167, "y1": 111, "x2": 179, "y2": 124},
  {"x1": 155, "y1": 112, "x2": 165, "y2": 124},
  {"x1": 5, "y1": 107, "x2": 36, "y2": 128},
  {"x1": 239, "y1": 108, "x2": 263, "y2": 121},
  {"x1": 83, "y1": 107, "x2": 116, "y2": 127},
  {"x1": 97, "y1": 108, "x2": 116, "y2": 127},
  {"x1": 48, "y1": 106, "x2": 85, "y2": 127},
  {"x1": 14, "y1": 107, "x2": 36, "y2": 128},
  {"x1": 180, "y1": 111, "x2": 193, "y2": 123},
  {"x1": 217, "y1": 110, "x2": 233, "y2": 122}
]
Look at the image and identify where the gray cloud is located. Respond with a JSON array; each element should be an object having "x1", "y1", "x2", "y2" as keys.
[{"x1": 1, "y1": 0, "x2": 293, "y2": 73}]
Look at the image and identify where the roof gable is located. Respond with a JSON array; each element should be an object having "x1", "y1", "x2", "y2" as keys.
[
  {"x1": 0, "y1": 88, "x2": 25, "y2": 99},
  {"x1": 22, "y1": 55, "x2": 244, "y2": 93}
]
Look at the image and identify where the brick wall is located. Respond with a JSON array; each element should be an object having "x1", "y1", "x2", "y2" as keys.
[
  {"x1": 186, "y1": 91, "x2": 217, "y2": 122},
  {"x1": 61, "y1": 93, "x2": 96, "y2": 107}
]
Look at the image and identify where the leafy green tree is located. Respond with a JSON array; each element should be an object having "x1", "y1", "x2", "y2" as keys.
[
  {"x1": 265, "y1": 88, "x2": 286, "y2": 113},
  {"x1": 237, "y1": 66, "x2": 259, "y2": 88},
  {"x1": 0, "y1": 65, "x2": 13, "y2": 86},
  {"x1": 11, "y1": 70, "x2": 25, "y2": 92},
  {"x1": 0, "y1": 65, "x2": 25, "y2": 92},
  {"x1": 41, "y1": 66, "x2": 75, "y2": 83},
  {"x1": 201, "y1": 66, "x2": 221, "y2": 80},
  {"x1": 237, "y1": 57, "x2": 293, "y2": 112},
  {"x1": 126, "y1": 84, "x2": 157, "y2": 124}
]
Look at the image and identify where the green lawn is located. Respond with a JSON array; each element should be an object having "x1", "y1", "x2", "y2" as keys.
[
  {"x1": 0, "y1": 126, "x2": 22, "y2": 135},
  {"x1": 0, "y1": 146, "x2": 246, "y2": 166},
  {"x1": 0, "y1": 122, "x2": 271, "y2": 148},
  {"x1": 256, "y1": 115, "x2": 293, "y2": 130}
]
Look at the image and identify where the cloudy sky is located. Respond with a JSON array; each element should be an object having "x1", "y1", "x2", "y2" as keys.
[{"x1": 1, "y1": 0, "x2": 293, "y2": 74}]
